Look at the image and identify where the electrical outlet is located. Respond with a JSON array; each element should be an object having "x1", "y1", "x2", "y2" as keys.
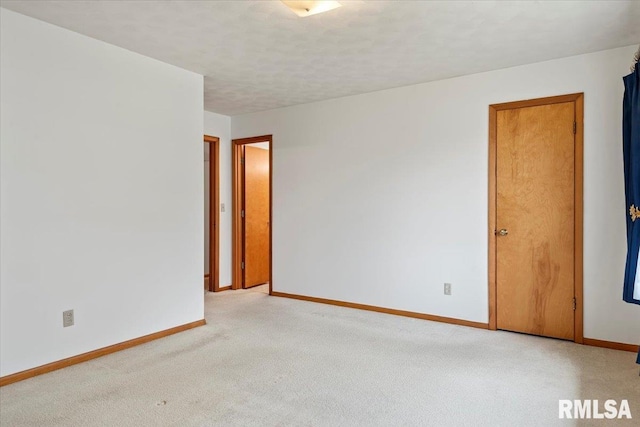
[
  {"x1": 444, "y1": 283, "x2": 452, "y2": 296},
  {"x1": 63, "y1": 309, "x2": 74, "y2": 327}
]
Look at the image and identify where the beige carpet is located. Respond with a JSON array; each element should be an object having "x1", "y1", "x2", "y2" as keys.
[{"x1": 0, "y1": 287, "x2": 638, "y2": 426}]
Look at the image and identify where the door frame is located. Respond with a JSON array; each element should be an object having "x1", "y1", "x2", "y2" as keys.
[
  {"x1": 204, "y1": 135, "x2": 221, "y2": 292},
  {"x1": 487, "y1": 93, "x2": 584, "y2": 343},
  {"x1": 232, "y1": 135, "x2": 273, "y2": 294}
]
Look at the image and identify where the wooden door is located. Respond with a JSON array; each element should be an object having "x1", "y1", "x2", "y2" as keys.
[
  {"x1": 243, "y1": 146, "x2": 270, "y2": 288},
  {"x1": 204, "y1": 135, "x2": 220, "y2": 291},
  {"x1": 495, "y1": 101, "x2": 576, "y2": 340},
  {"x1": 204, "y1": 144, "x2": 211, "y2": 290}
]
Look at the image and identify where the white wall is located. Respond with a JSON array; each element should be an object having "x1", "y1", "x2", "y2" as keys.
[
  {"x1": 251, "y1": 141, "x2": 270, "y2": 150},
  {"x1": 232, "y1": 45, "x2": 640, "y2": 345},
  {"x1": 0, "y1": 9, "x2": 204, "y2": 376},
  {"x1": 636, "y1": 257, "x2": 640, "y2": 300},
  {"x1": 204, "y1": 111, "x2": 232, "y2": 287}
]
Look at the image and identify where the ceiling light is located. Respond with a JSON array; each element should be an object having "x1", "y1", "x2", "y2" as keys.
[{"x1": 281, "y1": 1, "x2": 342, "y2": 17}]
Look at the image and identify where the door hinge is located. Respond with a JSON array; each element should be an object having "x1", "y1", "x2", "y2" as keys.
[
  {"x1": 241, "y1": 210, "x2": 245, "y2": 218},
  {"x1": 241, "y1": 261, "x2": 245, "y2": 270},
  {"x1": 572, "y1": 297, "x2": 576, "y2": 311},
  {"x1": 573, "y1": 121, "x2": 577, "y2": 134},
  {"x1": 241, "y1": 157, "x2": 245, "y2": 165}
]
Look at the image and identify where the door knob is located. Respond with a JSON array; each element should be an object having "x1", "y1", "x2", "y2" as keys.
[{"x1": 497, "y1": 229, "x2": 508, "y2": 236}]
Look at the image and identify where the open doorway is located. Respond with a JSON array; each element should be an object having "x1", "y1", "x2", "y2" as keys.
[
  {"x1": 204, "y1": 135, "x2": 222, "y2": 292},
  {"x1": 232, "y1": 135, "x2": 272, "y2": 294}
]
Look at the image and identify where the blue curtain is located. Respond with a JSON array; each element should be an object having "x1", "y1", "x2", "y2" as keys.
[{"x1": 622, "y1": 60, "x2": 640, "y2": 364}]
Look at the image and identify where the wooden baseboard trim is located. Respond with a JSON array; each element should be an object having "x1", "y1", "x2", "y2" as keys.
[
  {"x1": 583, "y1": 338, "x2": 639, "y2": 353},
  {"x1": 217, "y1": 285, "x2": 232, "y2": 292},
  {"x1": 0, "y1": 319, "x2": 207, "y2": 387},
  {"x1": 271, "y1": 291, "x2": 488, "y2": 329}
]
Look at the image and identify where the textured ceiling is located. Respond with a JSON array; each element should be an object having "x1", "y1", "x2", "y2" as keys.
[{"x1": 1, "y1": 1, "x2": 639, "y2": 116}]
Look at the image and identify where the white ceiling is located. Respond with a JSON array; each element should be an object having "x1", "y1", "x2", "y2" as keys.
[{"x1": 1, "y1": 1, "x2": 639, "y2": 116}]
